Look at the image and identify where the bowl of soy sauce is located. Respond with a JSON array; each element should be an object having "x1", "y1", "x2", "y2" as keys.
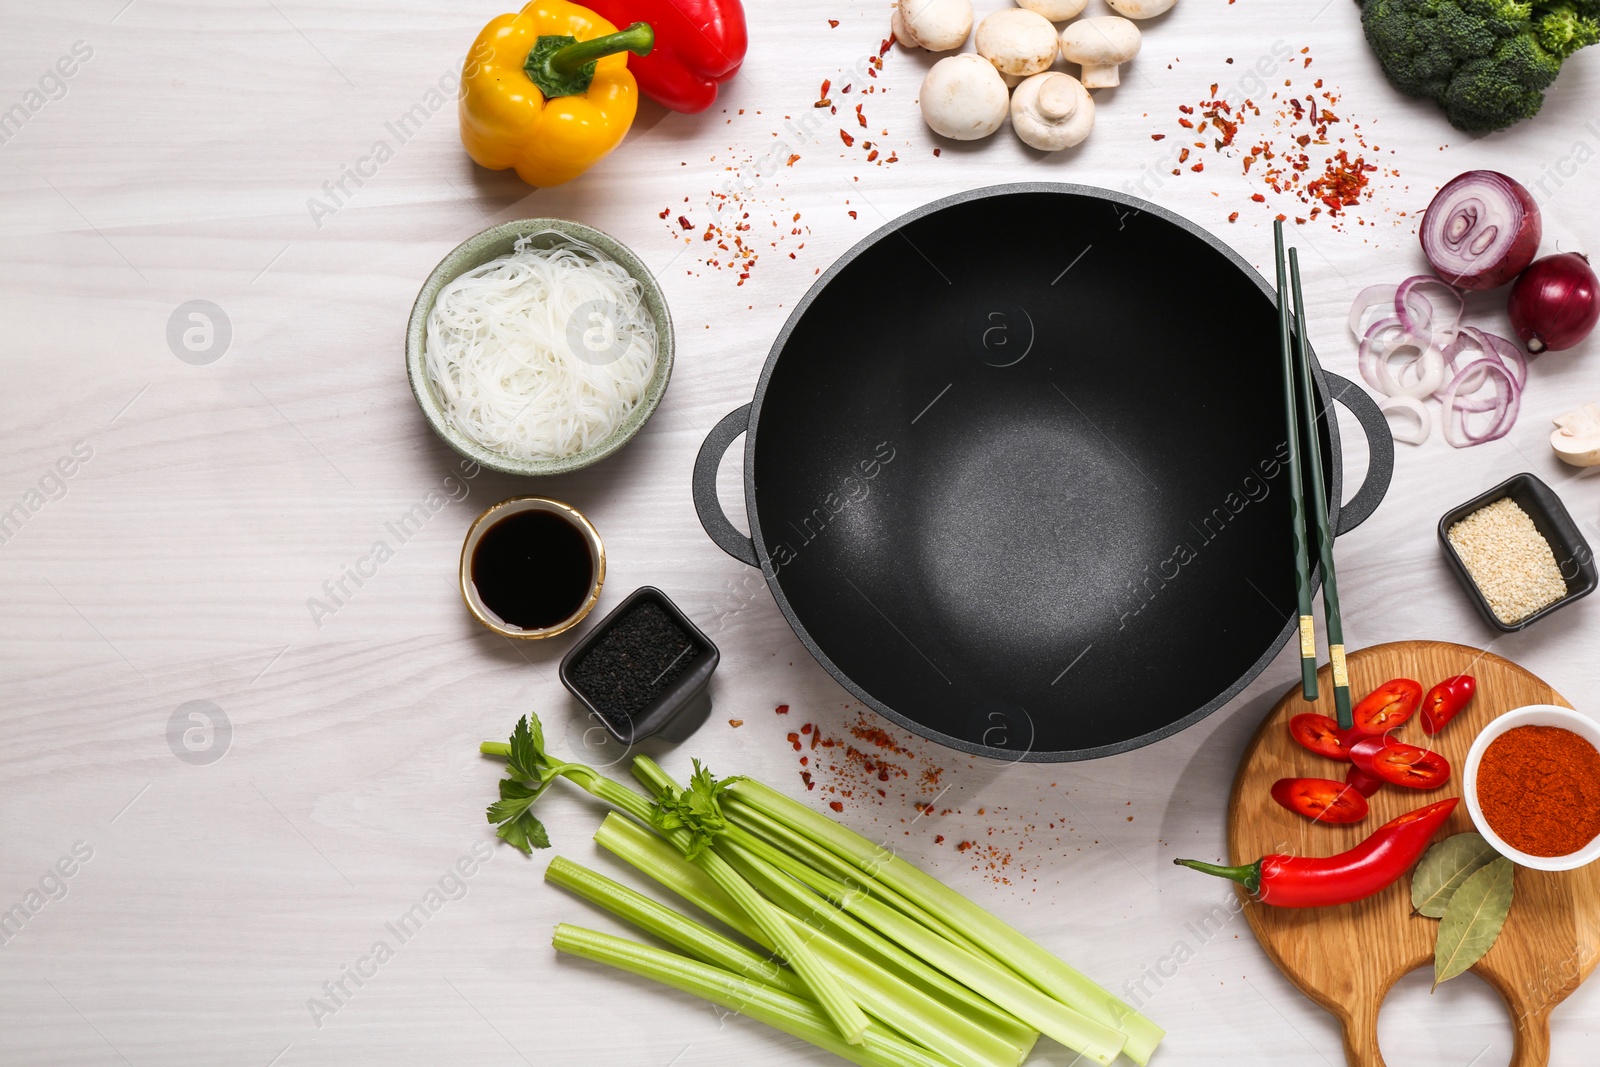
[{"x1": 460, "y1": 497, "x2": 605, "y2": 639}]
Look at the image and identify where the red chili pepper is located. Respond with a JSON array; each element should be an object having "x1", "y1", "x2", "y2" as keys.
[
  {"x1": 1270, "y1": 777, "x2": 1369, "y2": 824},
  {"x1": 1176, "y1": 798, "x2": 1458, "y2": 907},
  {"x1": 1350, "y1": 736, "x2": 1451, "y2": 790},
  {"x1": 1349, "y1": 678, "x2": 1421, "y2": 736},
  {"x1": 583, "y1": 0, "x2": 748, "y2": 113},
  {"x1": 1289, "y1": 712, "x2": 1352, "y2": 761},
  {"x1": 1421, "y1": 675, "x2": 1476, "y2": 735},
  {"x1": 1345, "y1": 765, "x2": 1385, "y2": 798}
]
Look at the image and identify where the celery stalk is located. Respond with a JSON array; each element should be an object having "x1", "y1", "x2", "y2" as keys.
[
  {"x1": 553, "y1": 925, "x2": 959, "y2": 1067},
  {"x1": 718, "y1": 834, "x2": 1126, "y2": 1066},
  {"x1": 729, "y1": 777, "x2": 1164, "y2": 1065},
  {"x1": 596, "y1": 810, "x2": 1038, "y2": 1053},
  {"x1": 544, "y1": 856, "x2": 808, "y2": 998},
  {"x1": 481, "y1": 738, "x2": 872, "y2": 1046},
  {"x1": 724, "y1": 797, "x2": 988, "y2": 959},
  {"x1": 591, "y1": 814, "x2": 1034, "y2": 1067}
]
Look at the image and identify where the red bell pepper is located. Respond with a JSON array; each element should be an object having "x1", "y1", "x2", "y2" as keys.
[
  {"x1": 1175, "y1": 798, "x2": 1458, "y2": 907},
  {"x1": 583, "y1": 0, "x2": 746, "y2": 112}
]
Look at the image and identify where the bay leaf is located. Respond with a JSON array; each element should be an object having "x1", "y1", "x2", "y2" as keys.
[
  {"x1": 1412, "y1": 832, "x2": 1498, "y2": 918},
  {"x1": 1434, "y1": 857, "x2": 1515, "y2": 989}
]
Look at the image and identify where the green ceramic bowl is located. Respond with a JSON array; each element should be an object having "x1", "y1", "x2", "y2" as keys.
[{"x1": 405, "y1": 218, "x2": 674, "y2": 477}]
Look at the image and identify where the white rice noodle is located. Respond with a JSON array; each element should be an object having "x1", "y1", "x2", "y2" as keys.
[{"x1": 425, "y1": 233, "x2": 658, "y2": 461}]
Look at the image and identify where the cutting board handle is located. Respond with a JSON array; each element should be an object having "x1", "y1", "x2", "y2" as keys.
[
  {"x1": 1338, "y1": 974, "x2": 1553, "y2": 1067},
  {"x1": 1337, "y1": 1000, "x2": 1385, "y2": 1067}
]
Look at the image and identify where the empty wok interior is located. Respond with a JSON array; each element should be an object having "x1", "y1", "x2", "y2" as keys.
[{"x1": 750, "y1": 190, "x2": 1335, "y2": 756}]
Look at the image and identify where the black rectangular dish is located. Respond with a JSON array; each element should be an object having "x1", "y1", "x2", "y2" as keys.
[{"x1": 559, "y1": 586, "x2": 719, "y2": 744}]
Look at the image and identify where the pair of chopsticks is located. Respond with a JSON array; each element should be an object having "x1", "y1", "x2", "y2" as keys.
[{"x1": 1273, "y1": 220, "x2": 1352, "y2": 729}]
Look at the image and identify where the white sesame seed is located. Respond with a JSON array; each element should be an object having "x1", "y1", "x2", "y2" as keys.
[{"x1": 1447, "y1": 497, "x2": 1568, "y2": 625}]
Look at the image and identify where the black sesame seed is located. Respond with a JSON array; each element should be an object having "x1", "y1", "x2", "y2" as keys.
[{"x1": 569, "y1": 601, "x2": 701, "y2": 726}]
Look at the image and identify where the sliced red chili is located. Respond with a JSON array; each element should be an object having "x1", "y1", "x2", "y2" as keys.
[
  {"x1": 1345, "y1": 766, "x2": 1385, "y2": 798},
  {"x1": 1351, "y1": 737, "x2": 1451, "y2": 790},
  {"x1": 1348, "y1": 736, "x2": 1391, "y2": 773},
  {"x1": 1350, "y1": 678, "x2": 1421, "y2": 736},
  {"x1": 1421, "y1": 675, "x2": 1476, "y2": 735},
  {"x1": 1271, "y1": 777, "x2": 1369, "y2": 824},
  {"x1": 1289, "y1": 713, "x2": 1352, "y2": 761}
]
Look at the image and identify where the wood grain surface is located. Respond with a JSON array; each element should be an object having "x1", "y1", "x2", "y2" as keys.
[
  {"x1": 1230, "y1": 641, "x2": 1600, "y2": 1067},
  {"x1": 5, "y1": 1, "x2": 1600, "y2": 1064}
]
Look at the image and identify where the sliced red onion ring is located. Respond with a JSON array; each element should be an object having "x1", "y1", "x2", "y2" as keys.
[
  {"x1": 1349, "y1": 283, "x2": 1398, "y2": 341},
  {"x1": 1440, "y1": 357, "x2": 1520, "y2": 447},
  {"x1": 1395, "y1": 275, "x2": 1464, "y2": 343},
  {"x1": 1438, "y1": 328, "x2": 1527, "y2": 413},
  {"x1": 1359, "y1": 317, "x2": 1446, "y2": 399},
  {"x1": 1379, "y1": 395, "x2": 1430, "y2": 445}
]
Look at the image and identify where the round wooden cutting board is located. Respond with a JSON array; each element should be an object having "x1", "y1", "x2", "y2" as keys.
[{"x1": 1228, "y1": 641, "x2": 1600, "y2": 1067}]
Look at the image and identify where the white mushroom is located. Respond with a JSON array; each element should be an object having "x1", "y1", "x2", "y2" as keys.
[
  {"x1": 918, "y1": 54, "x2": 1010, "y2": 140},
  {"x1": 1106, "y1": 0, "x2": 1176, "y2": 18},
  {"x1": 975, "y1": 8, "x2": 1059, "y2": 78},
  {"x1": 1059, "y1": 16, "x2": 1141, "y2": 89},
  {"x1": 893, "y1": 0, "x2": 973, "y2": 52},
  {"x1": 1552, "y1": 403, "x2": 1600, "y2": 466},
  {"x1": 1010, "y1": 72, "x2": 1094, "y2": 150},
  {"x1": 1015, "y1": 0, "x2": 1089, "y2": 23}
]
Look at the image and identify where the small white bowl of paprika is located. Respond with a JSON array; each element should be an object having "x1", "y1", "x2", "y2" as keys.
[{"x1": 1463, "y1": 704, "x2": 1600, "y2": 871}]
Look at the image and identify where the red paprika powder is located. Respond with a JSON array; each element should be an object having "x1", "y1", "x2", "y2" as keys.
[{"x1": 1477, "y1": 725, "x2": 1600, "y2": 857}]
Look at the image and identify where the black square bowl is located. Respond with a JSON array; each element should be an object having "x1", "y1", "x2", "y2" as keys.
[
  {"x1": 559, "y1": 586, "x2": 720, "y2": 744},
  {"x1": 1437, "y1": 472, "x2": 1597, "y2": 632}
]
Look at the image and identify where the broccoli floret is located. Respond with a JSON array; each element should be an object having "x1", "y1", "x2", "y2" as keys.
[{"x1": 1361, "y1": 0, "x2": 1599, "y2": 131}]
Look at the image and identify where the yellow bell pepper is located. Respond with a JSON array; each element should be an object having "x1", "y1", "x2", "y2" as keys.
[{"x1": 460, "y1": 0, "x2": 654, "y2": 187}]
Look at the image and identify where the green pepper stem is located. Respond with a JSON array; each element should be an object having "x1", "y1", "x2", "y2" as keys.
[
  {"x1": 1173, "y1": 857, "x2": 1262, "y2": 896},
  {"x1": 525, "y1": 22, "x2": 654, "y2": 98},
  {"x1": 552, "y1": 22, "x2": 653, "y2": 75}
]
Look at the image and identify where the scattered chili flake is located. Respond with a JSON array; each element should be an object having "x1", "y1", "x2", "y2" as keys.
[
  {"x1": 775, "y1": 704, "x2": 789, "y2": 714},
  {"x1": 819, "y1": 78, "x2": 830, "y2": 97},
  {"x1": 1228, "y1": 211, "x2": 1239, "y2": 222},
  {"x1": 840, "y1": 129, "x2": 854, "y2": 146},
  {"x1": 1151, "y1": 133, "x2": 1166, "y2": 140},
  {"x1": 856, "y1": 104, "x2": 867, "y2": 128},
  {"x1": 1178, "y1": 148, "x2": 1190, "y2": 163},
  {"x1": 728, "y1": 719, "x2": 743, "y2": 727},
  {"x1": 677, "y1": 215, "x2": 693, "y2": 230},
  {"x1": 932, "y1": 147, "x2": 941, "y2": 156},
  {"x1": 934, "y1": 835, "x2": 945, "y2": 844},
  {"x1": 786, "y1": 153, "x2": 800, "y2": 166},
  {"x1": 828, "y1": 18, "x2": 839, "y2": 26},
  {"x1": 867, "y1": 149, "x2": 879, "y2": 161},
  {"x1": 829, "y1": 800, "x2": 844, "y2": 812},
  {"x1": 658, "y1": 207, "x2": 670, "y2": 219},
  {"x1": 814, "y1": 98, "x2": 831, "y2": 108},
  {"x1": 1191, "y1": 162, "x2": 1204, "y2": 172},
  {"x1": 1251, "y1": 193, "x2": 1266, "y2": 202},
  {"x1": 848, "y1": 209, "x2": 858, "y2": 218}
]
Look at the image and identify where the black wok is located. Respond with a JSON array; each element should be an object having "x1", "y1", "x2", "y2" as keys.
[{"x1": 694, "y1": 185, "x2": 1393, "y2": 761}]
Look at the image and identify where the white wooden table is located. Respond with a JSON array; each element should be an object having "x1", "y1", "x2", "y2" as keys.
[{"x1": 3, "y1": 0, "x2": 1599, "y2": 1063}]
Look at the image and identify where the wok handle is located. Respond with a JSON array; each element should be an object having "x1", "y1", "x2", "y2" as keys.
[
  {"x1": 1325, "y1": 371, "x2": 1394, "y2": 537},
  {"x1": 693, "y1": 404, "x2": 760, "y2": 567}
]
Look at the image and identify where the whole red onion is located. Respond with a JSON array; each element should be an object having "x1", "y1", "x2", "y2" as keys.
[{"x1": 1509, "y1": 253, "x2": 1600, "y2": 354}]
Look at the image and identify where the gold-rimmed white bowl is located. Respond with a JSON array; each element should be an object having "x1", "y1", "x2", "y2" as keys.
[{"x1": 459, "y1": 496, "x2": 605, "y2": 640}]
